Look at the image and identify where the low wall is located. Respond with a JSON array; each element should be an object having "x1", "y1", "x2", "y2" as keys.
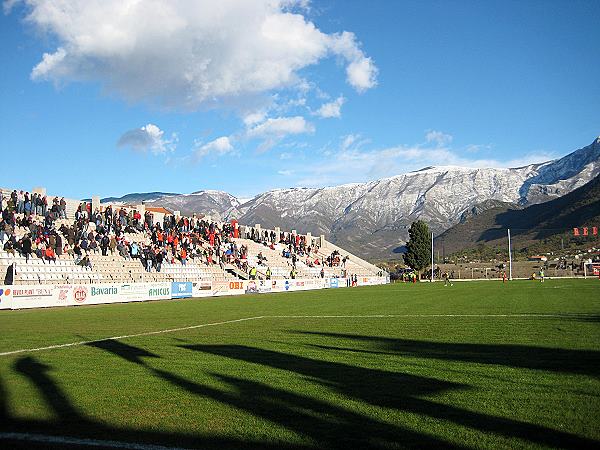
[{"x1": 0, "y1": 276, "x2": 388, "y2": 310}]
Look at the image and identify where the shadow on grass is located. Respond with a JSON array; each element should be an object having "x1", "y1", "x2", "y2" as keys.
[
  {"x1": 181, "y1": 343, "x2": 600, "y2": 449},
  {"x1": 97, "y1": 340, "x2": 466, "y2": 448},
  {"x1": 292, "y1": 331, "x2": 600, "y2": 378},
  {"x1": 4, "y1": 336, "x2": 599, "y2": 449},
  {"x1": 151, "y1": 368, "x2": 453, "y2": 449},
  {"x1": 179, "y1": 344, "x2": 460, "y2": 406},
  {"x1": 1, "y1": 354, "x2": 310, "y2": 449},
  {"x1": 85, "y1": 339, "x2": 161, "y2": 365},
  {"x1": 559, "y1": 314, "x2": 600, "y2": 324}
]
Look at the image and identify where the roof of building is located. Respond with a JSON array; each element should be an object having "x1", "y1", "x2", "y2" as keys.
[{"x1": 146, "y1": 206, "x2": 173, "y2": 215}]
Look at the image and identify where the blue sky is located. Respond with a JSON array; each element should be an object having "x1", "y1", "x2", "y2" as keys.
[{"x1": 1, "y1": 0, "x2": 599, "y2": 200}]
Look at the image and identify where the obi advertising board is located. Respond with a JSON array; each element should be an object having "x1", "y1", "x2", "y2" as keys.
[{"x1": 210, "y1": 280, "x2": 247, "y2": 297}]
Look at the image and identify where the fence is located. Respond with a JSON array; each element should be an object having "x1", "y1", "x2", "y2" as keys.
[{"x1": 427, "y1": 226, "x2": 600, "y2": 280}]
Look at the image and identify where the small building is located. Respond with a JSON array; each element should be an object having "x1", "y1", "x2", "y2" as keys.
[
  {"x1": 528, "y1": 255, "x2": 548, "y2": 262},
  {"x1": 145, "y1": 206, "x2": 174, "y2": 224}
]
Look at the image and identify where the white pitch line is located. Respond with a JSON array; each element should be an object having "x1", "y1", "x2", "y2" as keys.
[
  {"x1": 0, "y1": 316, "x2": 265, "y2": 357},
  {"x1": 0, "y1": 313, "x2": 583, "y2": 357},
  {"x1": 0, "y1": 431, "x2": 190, "y2": 449}
]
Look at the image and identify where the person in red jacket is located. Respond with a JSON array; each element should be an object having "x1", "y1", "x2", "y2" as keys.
[
  {"x1": 45, "y1": 246, "x2": 56, "y2": 262},
  {"x1": 180, "y1": 247, "x2": 187, "y2": 266}
]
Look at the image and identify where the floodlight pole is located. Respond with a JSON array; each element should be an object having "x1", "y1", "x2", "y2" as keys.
[
  {"x1": 507, "y1": 228, "x2": 513, "y2": 280},
  {"x1": 431, "y1": 232, "x2": 434, "y2": 282}
]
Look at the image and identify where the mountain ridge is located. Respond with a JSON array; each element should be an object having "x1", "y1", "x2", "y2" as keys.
[
  {"x1": 101, "y1": 137, "x2": 600, "y2": 259},
  {"x1": 437, "y1": 172, "x2": 600, "y2": 255}
]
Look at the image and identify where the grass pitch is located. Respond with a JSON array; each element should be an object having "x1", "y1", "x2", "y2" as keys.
[{"x1": 1, "y1": 279, "x2": 599, "y2": 449}]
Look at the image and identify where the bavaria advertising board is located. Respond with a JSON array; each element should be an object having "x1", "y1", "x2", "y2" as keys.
[{"x1": 74, "y1": 282, "x2": 171, "y2": 305}]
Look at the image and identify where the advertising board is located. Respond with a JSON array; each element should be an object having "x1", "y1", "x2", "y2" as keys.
[
  {"x1": 192, "y1": 281, "x2": 213, "y2": 297},
  {"x1": 171, "y1": 282, "x2": 193, "y2": 299},
  {"x1": 0, "y1": 287, "x2": 13, "y2": 310},
  {"x1": 0, "y1": 274, "x2": 389, "y2": 310},
  {"x1": 11, "y1": 285, "x2": 62, "y2": 309}
]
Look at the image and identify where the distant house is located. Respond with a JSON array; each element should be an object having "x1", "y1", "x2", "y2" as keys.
[
  {"x1": 528, "y1": 255, "x2": 548, "y2": 262},
  {"x1": 145, "y1": 206, "x2": 173, "y2": 215},
  {"x1": 145, "y1": 206, "x2": 174, "y2": 224}
]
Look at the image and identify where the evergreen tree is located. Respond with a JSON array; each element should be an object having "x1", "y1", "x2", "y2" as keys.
[{"x1": 404, "y1": 220, "x2": 431, "y2": 272}]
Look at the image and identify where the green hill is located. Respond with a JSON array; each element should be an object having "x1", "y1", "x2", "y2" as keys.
[{"x1": 437, "y1": 174, "x2": 600, "y2": 256}]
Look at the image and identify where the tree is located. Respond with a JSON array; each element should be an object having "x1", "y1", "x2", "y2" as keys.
[{"x1": 404, "y1": 220, "x2": 431, "y2": 272}]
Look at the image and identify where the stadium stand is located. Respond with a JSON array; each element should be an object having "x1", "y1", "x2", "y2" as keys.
[{"x1": 0, "y1": 187, "x2": 384, "y2": 286}]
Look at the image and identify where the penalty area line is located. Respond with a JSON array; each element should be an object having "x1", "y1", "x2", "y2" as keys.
[
  {"x1": 0, "y1": 431, "x2": 189, "y2": 449},
  {"x1": 0, "y1": 313, "x2": 579, "y2": 357}
]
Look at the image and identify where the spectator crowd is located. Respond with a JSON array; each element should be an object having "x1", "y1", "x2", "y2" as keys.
[{"x1": 1, "y1": 189, "x2": 370, "y2": 283}]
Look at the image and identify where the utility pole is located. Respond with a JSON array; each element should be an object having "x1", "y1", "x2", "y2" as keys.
[
  {"x1": 508, "y1": 228, "x2": 513, "y2": 280},
  {"x1": 431, "y1": 232, "x2": 434, "y2": 282}
]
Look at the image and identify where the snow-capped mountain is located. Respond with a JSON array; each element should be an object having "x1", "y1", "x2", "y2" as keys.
[
  {"x1": 145, "y1": 190, "x2": 242, "y2": 221},
  {"x1": 233, "y1": 137, "x2": 600, "y2": 257},
  {"x1": 106, "y1": 137, "x2": 600, "y2": 259},
  {"x1": 102, "y1": 190, "x2": 242, "y2": 221}
]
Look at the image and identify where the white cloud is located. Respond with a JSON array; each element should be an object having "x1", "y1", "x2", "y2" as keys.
[
  {"x1": 194, "y1": 136, "x2": 234, "y2": 159},
  {"x1": 315, "y1": 95, "x2": 345, "y2": 118},
  {"x1": 341, "y1": 134, "x2": 358, "y2": 151},
  {"x1": 346, "y1": 58, "x2": 378, "y2": 92},
  {"x1": 117, "y1": 124, "x2": 176, "y2": 155},
  {"x1": 247, "y1": 116, "x2": 314, "y2": 138},
  {"x1": 340, "y1": 133, "x2": 370, "y2": 152},
  {"x1": 293, "y1": 132, "x2": 557, "y2": 187},
  {"x1": 243, "y1": 111, "x2": 268, "y2": 127},
  {"x1": 278, "y1": 169, "x2": 294, "y2": 176},
  {"x1": 11, "y1": 0, "x2": 377, "y2": 110},
  {"x1": 328, "y1": 31, "x2": 378, "y2": 92},
  {"x1": 425, "y1": 130, "x2": 453, "y2": 146},
  {"x1": 30, "y1": 47, "x2": 67, "y2": 80},
  {"x1": 246, "y1": 115, "x2": 314, "y2": 151}
]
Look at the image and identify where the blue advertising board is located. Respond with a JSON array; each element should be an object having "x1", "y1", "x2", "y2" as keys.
[
  {"x1": 329, "y1": 278, "x2": 339, "y2": 288},
  {"x1": 171, "y1": 281, "x2": 193, "y2": 299}
]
